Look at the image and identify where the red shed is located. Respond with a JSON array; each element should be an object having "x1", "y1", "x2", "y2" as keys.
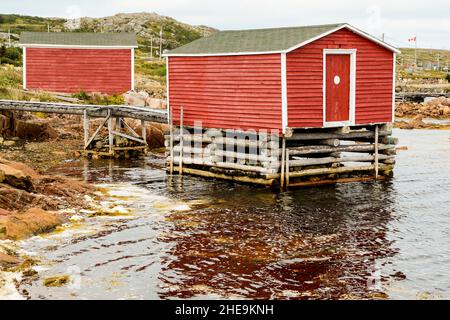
[
  {"x1": 19, "y1": 32, "x2": 138, "y2": 95},
  {"x1": 164, "y1": 23, "x2": 400, "y2": 134}
]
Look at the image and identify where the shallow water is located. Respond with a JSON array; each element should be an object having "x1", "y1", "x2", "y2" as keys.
[{"x1": 5, "y1": 129, "x2": 450, "y2": 299}]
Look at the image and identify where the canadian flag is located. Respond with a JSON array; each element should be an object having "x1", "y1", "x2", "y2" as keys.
[{"x1": 408, "y1": 36, "x2": 417, "y2": 43}]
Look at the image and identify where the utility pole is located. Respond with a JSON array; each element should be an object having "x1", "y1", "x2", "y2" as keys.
[
  {"x1": 159, "y1": 27, "x2": 163, "y2": 59},
  {"x1": 8, "y1": 28, "x2": 11, "y2": 47},
  {"x1": 437, "y1": 54, "x2": 440, "y2": 71},
  {"x1": 150, "y1": 36, "x2": 153, "y2": 59},
  {"x1": 47, "y1": 23, "x2": 50, "y2": 33}
]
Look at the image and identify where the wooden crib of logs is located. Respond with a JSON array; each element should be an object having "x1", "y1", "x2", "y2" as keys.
[{"x1": 165, "y1": 121, "x2": 397, "y2": 190}]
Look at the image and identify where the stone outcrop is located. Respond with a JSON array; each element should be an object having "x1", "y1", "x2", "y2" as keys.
[
  {"x1": 396, "y1": 97, "x2": 450, "y2": 118},
  {"x1": 124, "y1": 91, "x2": 167, "y2": 110},
  {"x1": 0, "y1": 208, "x2": 62, "y2": 240},
  {"x1": 0, "y1": 157, "x2": 93, "y2": 213},
  {"x1": 0, "y1": 253, "x2": 22, "y2": 268},
  {"x1": 0, "y1": 112, "x2": 59, "y2": 141}
]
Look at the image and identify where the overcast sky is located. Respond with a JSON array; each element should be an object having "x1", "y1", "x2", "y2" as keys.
[{"x1": 2, "y1": 0, "x2": 450, "y2": 49}]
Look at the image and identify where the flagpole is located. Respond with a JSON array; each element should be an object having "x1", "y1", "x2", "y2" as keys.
[{"x1": 414, "y1": 35, "x2": 417, "y2": 66}]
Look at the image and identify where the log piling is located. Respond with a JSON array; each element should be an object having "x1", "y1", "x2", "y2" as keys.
[{"x1": 165, "y1": 124, "x2": 397, "y2": 189}]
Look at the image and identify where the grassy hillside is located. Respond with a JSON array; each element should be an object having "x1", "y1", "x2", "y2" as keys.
[
  {"x1": 0, "y1": 13, "x2": 216, "y2": 53},
  {"x1": 398, "y1": 47, "x2": 450, "y2": 80},
  {"x1": 0, "y1": 14, "x2": 66, "y2": 34}
]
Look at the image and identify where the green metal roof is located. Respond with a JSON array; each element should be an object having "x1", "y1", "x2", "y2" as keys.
[
  {"x1": 166, "y1": 23, "x2": 345, "y2": 55},
  {"x1": 19, "y1": 32, "x2": 138, "y2": 47}
]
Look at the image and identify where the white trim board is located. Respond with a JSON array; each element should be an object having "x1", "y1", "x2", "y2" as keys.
[
  {"x1": 322, "y1": 49, "x2": 357, "y2": 128},
  {"x1": 166, "y1": 57, "x2": 170, "y2": 125},
  {"x1": 392, "y1": 52, "x2": 397, "y2": 123},
  {"x1": 281, "y1": 53, "x2": 288, "y2": 134},
  {"x1": 22, "y1": 47, "x2": 27, "y2": 90},
  {"x1": 131, "y1": 48, "x2": 135, "y2": 91},
  {"x1": 20, "y1": 44, "x2": 138, "y2": 49},
  {"x1": 163, "y1": 24, "x2": 400, "y2": 57}
]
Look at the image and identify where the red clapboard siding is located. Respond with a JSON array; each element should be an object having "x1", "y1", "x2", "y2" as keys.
[
  {"x1": 168, "y1": 55, "x2": 282, "y2": 132},
  {"x1": 26, "y1": 48, "x2": 132, "y2": 94},
  {"x1": 287, "y1": 28, "x2": 394, "y2": 128}
]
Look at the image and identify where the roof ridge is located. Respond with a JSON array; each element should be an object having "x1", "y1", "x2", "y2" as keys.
[{"x1": 219, "y1": 23, "x2": 346, "y2": 33}]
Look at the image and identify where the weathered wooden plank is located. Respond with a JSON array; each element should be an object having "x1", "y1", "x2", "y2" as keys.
[{"x1": 0, "y1": 99, "x2": 167, "y2": 123}]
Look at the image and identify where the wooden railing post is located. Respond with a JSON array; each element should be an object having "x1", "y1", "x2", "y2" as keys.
[
  {"x1": 374, "y1": 125, "x2": 379, "y2": 179},
  {"x1": 179, "y1": 106, "x2": 184, "y2": 175},
  {"x1": 108, "y1": 110, "x2": 113, "y2": 155},
  {"x1": 280, "y1": 136, "x2": 286, "y2": 191},
  {"x1": 169, "y1": 106, "x2": 174, "y2": 174},
  {"x1": 83, "y1": 109, "x2": 89, "y2": 149}
]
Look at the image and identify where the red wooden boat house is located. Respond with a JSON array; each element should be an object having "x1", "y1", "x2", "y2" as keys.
[
  {"x1": 20, "y1": 32, "x2": 137, "y2": 95},
  {"x1": 163, "y1": 23, "x2": 400, "y2": 188}
]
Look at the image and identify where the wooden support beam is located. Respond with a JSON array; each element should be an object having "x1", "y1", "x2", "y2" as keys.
[
  {"x1": 108, "y1": 111, "x2": 113, "y2": 154},
  {"x1": 374, "y1": 125, "x2": 379, "y2": 179},
  {"x1": 287, "y1": 130, "x2": 391, "y2": 141},
  {"x1": 169, "y1": 107, "x2": 174, "y2": 175},
  {"x1": 83, "y1": 109, "x2": 89, "y2": 148},
  {"x1": 169, "y1": 156, "x2": 277, "y2": 174},
  {"x1": 289, "y1": 154, "x2": 393, "y2": 167},
  {"x1": 172, "y1": 167, "x2": 276, "y2": 186},
  {"x1": 85, "y1": 114, "x2": 110, "y2": 149},
  {"x1": 111, "y1": 130, "x2": 145, "y2": 144},
  {"x1": 288, "y1": 164, "x2": 394, "y2": 178},
  {"x1": 179, "y1": 106, "x2": 184, "y2": 175},
  {"x1": 121, "y1": 118, "x2": 140, "y2": 138},
  {"x1": 288, "y1": 143, "x2": 395, "y2": 156},
  {"x1": 141, "y1": 120, "x2": 147, "y2": 146},
  {"x1": 285, "y1": 148, "x2": 290, "y2": 190},
  {"x1": 280, "y1": 136, "x2": 286, "y2": 191}
]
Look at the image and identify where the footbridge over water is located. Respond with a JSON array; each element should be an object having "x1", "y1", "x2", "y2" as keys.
[{"x1": 0, "y1": 99, "x2": 168, "y2": 157}]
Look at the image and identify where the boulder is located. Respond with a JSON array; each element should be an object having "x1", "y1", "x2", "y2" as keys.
[
  {"x1": 146, "y1": 97, "x2": 166, "y2": 109},
  {"x1": 409, "y1": 115, "x2": 427, "y2": 129},
  {"x1": 138, "y1": 91, "x2": 150, "y2": 101},
  {"x1": 124, "y1": 91, "x2": 146, "y2": 107},
  {"x1": 0, "y1": 252, "x2": 22, "y2": 268},
  {"x1": 0, "y1": 114, "x2": 12, "y2": 135},
  {"x1": 0, "y1": 163, "x2": 33, "y2": 191},
  {"x1": 14, "y1": 119, "x2": 58, "y2": 141},
  {"x1": 0, "y1": 208, "x2": 63, "y2": 240}
]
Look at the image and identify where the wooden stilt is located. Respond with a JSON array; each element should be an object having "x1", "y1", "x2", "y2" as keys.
[
  {"x1": 285, "y1": 147, "x2": 290, "y2": 190},
  {"x1": 141, "y1": 120, "x2": 147, "y2": 146},
  {"x1": 83, "y1": 109, "x2": 89, "y2": 149},
  {"x1": 374, "y1": 125, "x2": 379, "y2": 179},
  {"x1": 108, "y1": 111, "x2": 113, "y2": 155},
  {"x1": 280, "y1": 136, "x2": 286, "y2": 191},
  {"x1": 169, "y1": 107, "x2": 174, "y2": 175},
  {"x1": 179, "y1": 106, "x2": 184, "y2": 175},
  {"x1": 115, "y1": 117, "x2": 121, "y2": 130}
]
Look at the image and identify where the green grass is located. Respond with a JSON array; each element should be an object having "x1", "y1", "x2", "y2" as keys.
[
  {"x1": 0, "y1": 14, "x2": 66, "y2": 34},
  {"x1": 0, "y1": 45, "x2": 22, "y2": 66},
  {"x1": 134, "y1": 49, "x2": 166, "y2": 83},
  {"x1": 72, "y1": 91, "x2": 125, "y2": 105}
]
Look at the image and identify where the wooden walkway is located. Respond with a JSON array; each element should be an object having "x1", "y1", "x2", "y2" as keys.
[
  {"x1": 0, "y1": 99, "x2": 168, "y2": 157},
  {"x1": 0, "y1": 99, "x2": 167, "y2": 123}
]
